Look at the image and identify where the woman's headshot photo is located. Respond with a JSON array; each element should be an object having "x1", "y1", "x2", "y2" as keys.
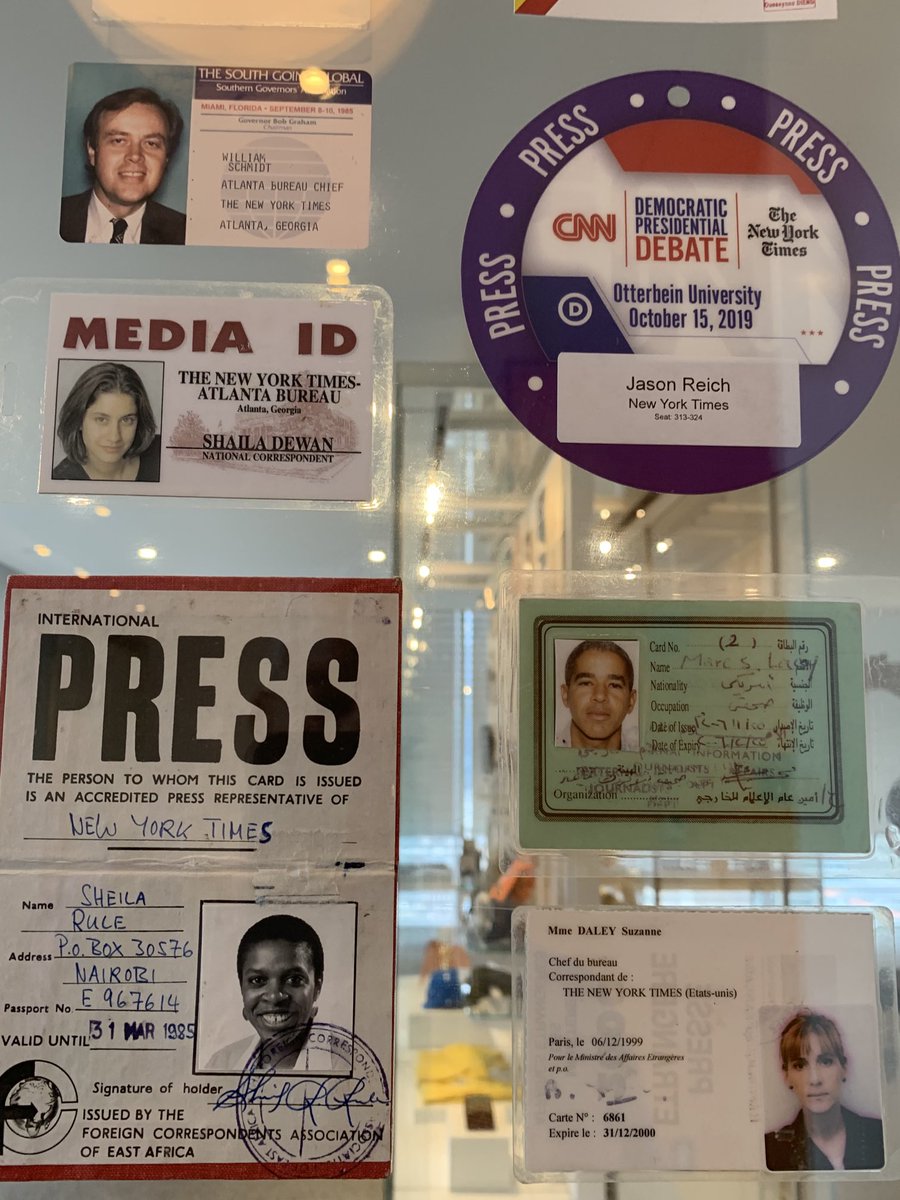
[
  {"x1": 763, "y1": 1008, "x2": 884, "y2": 1172},
  {"x1": 553, "y1": 637, "x2": 639, "y2": 751},
  {"x1": 51, "y1": 360, "x2": 162, "y2": 483},
  {"x1": 195, "y1": 901, "x2": 357, "y2": 1076}
]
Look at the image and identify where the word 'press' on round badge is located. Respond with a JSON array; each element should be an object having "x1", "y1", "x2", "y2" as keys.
[{"x1": 461, "y1": 71, "x2": 899, "y2": 494}]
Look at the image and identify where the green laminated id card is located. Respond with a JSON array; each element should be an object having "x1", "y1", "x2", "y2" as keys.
[{"x1": 518, "y1": 599, "x2": 869, "y2": 854}]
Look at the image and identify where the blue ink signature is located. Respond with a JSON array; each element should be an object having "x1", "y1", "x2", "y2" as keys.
[{"x1": 214, "y1": 1069, "x2": 388, "y2": 1129}]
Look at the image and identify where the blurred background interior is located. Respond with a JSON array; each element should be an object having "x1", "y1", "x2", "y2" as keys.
[{"x1": 1, "y1": 1, "x2": 900, "y2": 1197}]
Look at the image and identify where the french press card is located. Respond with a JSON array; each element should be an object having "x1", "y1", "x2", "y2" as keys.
[{"x1": 517, "y1": 907, "x2": 896, "y2": 1179}]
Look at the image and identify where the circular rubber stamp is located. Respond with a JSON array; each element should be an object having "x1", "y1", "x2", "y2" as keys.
[
  {"x1": 462, "y1": 70, "x2": 899, "y2": 494},
  {"x1": 226, "y1": 1022, "x2": 389, "y2": 1178}
]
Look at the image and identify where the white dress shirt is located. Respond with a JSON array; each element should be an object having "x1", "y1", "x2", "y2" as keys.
[{"x1": 84, "y1": 191, "x2": 146, "y2": 244}]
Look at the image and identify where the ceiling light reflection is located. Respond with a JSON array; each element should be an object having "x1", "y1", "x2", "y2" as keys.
[
  {"x1": 300, "y1": 67, "x2": 330, "y2": 95},
  {"x1": 326, "y1": 256, "x2": 351, "y2": 286},
  {"x1": 423, "y1": 482, "x2": 443, "y2": 523}
]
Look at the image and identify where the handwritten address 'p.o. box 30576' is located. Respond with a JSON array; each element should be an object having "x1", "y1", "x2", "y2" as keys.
[
  {"x1": 0, "y1": 869, "x2": 395, "y2": 1180},
  {"x1": 518, "y1": 598, "x2": 869, "y2": 854}
]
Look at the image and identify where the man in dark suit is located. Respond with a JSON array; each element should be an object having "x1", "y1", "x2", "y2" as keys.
[{"x1": 60, "y1": 86, "x2": 186, "y2": 245}]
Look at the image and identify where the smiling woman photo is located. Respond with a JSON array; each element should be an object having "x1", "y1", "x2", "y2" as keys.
[
  {"x1": 203, "y1": 913, "x2": 336, "y2": 1074},
  {"x1": 764, "y1": 1010, "x2": 884, "y2": 1171},
  {"x1": 52, "y1": 361, "x2": 160, "y2": 483}
]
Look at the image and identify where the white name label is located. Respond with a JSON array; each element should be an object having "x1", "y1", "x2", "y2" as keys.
[{"x1": 557, "y1": 353, "x2": 801, "y2": 447}]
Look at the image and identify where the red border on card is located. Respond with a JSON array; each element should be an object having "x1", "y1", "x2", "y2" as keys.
[
  {"x1": 0, "y1": 575, "x2": 401, "y2": 1181},
  {"x1": 0, "y1": 574, "x2": 400, "y2": 768},
  {"x1": 0, "y1": 1162, "x2": 389, "y2": 1182}
]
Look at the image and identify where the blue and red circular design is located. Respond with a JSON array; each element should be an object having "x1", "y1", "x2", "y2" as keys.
[{"x1": 461, "y1": 70, "x2": 899, "y2": 494}]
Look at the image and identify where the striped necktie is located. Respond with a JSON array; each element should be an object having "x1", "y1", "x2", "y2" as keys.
[{"x1": 110, "y1": 218, "x2": 128, "y2": 243}]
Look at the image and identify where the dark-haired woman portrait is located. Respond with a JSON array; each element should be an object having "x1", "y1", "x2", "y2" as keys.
[
  {"x1": 765, "y1": 1010, "x2": 884, "y2": 1171},
  {"x1": 52, "y1": 361, "x2": 160, "y2": 482}
]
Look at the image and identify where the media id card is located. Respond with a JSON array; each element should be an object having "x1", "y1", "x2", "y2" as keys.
[
  {"x1": 0, "y1": 577, "x2": 400, "y2": 866},
  {"x1": 0, "y1": 868, "x2": 394, "y2": 1180},
  {"x1": 38, "y1": 290, "x2": 390, "y2": 504},
  {"x1": 517, "y1": 908, "x2": 895, "y2": 1178},
  {"x1": 61, "y1": 62, "x2": 372, "y2": 249},
  {"x1": 514, "y1": 0, "x2": 837, "y2": 20},
  {"x1": 516, "y1": 598, "x2": 869, "y2": 854}
]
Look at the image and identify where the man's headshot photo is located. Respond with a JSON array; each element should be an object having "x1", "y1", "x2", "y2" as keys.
[
  {"x1": 196, "y1": 901, "x2": 357, "y2": 1076},
  {"x1": 60, "y1": 80, "x2": 187, "y2": 245},
  {"x1": 554, "y1": 638, "x2": 639, "y2": 751}
]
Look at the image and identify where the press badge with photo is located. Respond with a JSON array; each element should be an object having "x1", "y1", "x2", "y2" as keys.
[{"x1": 0, "y1": 576, "x2": 400, "y2": 1180}]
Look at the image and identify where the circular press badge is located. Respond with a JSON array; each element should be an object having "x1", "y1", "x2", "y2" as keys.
[{"x1": 461, "y1": 71, "x2": 899, "y2": 493}]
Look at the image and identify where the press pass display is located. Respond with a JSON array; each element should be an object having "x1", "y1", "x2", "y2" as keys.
[
  {"x1": 39, "y1": 290, "x2": 391, "y2": 504},
  {"x1": 462, "y1": 70, "x2": 898, "y2": 494},
  {"x1": 62, "y1": 62, "x2": 372, "y2": 249},
  {"x1": 0, "y1": 577, "x2": 400, "y2": 1180},
  {"x1": 512, "y1": 596, "x2": 870, "y2": 855},
  {"x1": 515, "y1": 907, "x2": 897, "y2": 1179}
]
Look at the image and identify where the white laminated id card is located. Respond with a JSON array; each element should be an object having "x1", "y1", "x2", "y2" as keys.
[{"x1": 514, "y1": 906, "x2": 899, "y2": 1181}]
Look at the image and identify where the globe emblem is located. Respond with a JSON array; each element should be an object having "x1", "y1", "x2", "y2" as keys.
[
  {"x1": 220, "y1": 136, "x2": 330, "y2": 242},
  {"x1": 6, "y1": 1077, "x2": 61, "y2": 1138}
]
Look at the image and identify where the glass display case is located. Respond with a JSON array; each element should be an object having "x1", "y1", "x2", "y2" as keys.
[{"x1": 0, "y1": 1, "x2": 898, "y2": 1197}]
